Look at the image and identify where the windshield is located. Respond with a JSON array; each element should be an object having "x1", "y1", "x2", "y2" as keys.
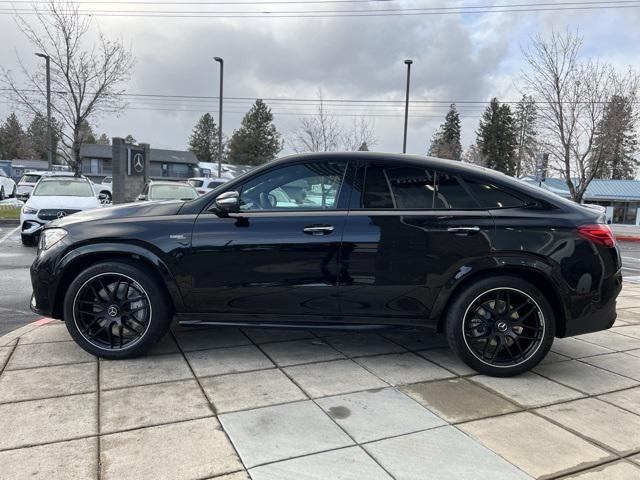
[
  {"x1": 150, "y1": 184, "x2": 198, "y2": 200},
  {"x1": 33, "y1": 180, "x2": 94, "y2": 197},
  {"x1": 20, "y1": 174, "x2": 42, "y2": 184},
  {"x1": 188, "y1": 179, "x2": 204, "y2": 188}
]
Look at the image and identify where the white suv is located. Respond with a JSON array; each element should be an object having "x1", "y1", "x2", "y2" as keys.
[
  {"x1": 20, "y1": 176, "x2": 102, "y2": 245},
  {"x1": 187, "y1": 177, "x2": 229, "y2": 195},
  {"x1": 0, "y1": 168, "x2": 17, "y2": 200}
]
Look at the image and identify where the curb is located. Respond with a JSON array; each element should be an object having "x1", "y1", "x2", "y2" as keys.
[
  {"x1": 0, "y1": 219, "x2": 19, "y2": 226},
  {"x1": 617, "y1": 235, "x2": 640, "y2": 243},
  {"x1": 0, "y1": 317, "x2": 55, "y2": 347}
]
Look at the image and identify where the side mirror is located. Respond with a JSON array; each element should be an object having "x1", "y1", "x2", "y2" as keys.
[
  {"x1": 17, "y1": 192, "x2": 30, "y2": 202},
  {"x1": 137, "y1": 194, "x2": 147, "y2": 201},
  {"x1": 214, "y1": 191, "x2": 240, "y2": 214}
]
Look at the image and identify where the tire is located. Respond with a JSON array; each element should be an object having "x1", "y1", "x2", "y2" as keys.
[
  {"x1": 21, "y1": 234, "x2": 37, "y2": 246},
  {"x1": 11, "y1": 185, "x2": 16, "y2": 198},
  {"x1": 63, "y1": 260, "x2": 172, "y2": 359},
  {"x1": 0, "y1": 187, "x2": 4, "y2": 200},
  {"x1": 101, "y1": 191, "x2": 112, "y2": 203},
  {"x1": 445, "y1": 275, "x2": 555, "y2": 377}
]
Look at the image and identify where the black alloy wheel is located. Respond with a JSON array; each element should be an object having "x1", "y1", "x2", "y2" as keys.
[
  {"x1": 73, "y1": 273, "x2": 152, "y2": 350},
  {"x1": 446, "y1": 275, "x2": 555, "y2": 377},
  {"x1": 64, "y1": 261, "x2": 172, "y2": 359},
  {"x1": 462, "y1": 288, "x2": 544, "y2": 367}
]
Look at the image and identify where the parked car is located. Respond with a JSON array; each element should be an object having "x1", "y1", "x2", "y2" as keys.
[
  {"x1": 20, "y1": 176, "x2": 102, "y2": 246},
  {"x1": 188, "y1": 177, "x2": 229, "y2": 195},
  {"x1": 15, "y1": 171, "x2": 76, "y2": 200},
  {"x1": 137, "y1": 181, "x2": 198, "y2": 202},
  {"x1": 0, "y1": 167, "x2": 17, "y2": 200},
  {"x1": 30, "y1": 153, "x2": 622, "y2": 376},
  {"x1": 93, "y1": 176, "x2": 113, "y2": 203}
]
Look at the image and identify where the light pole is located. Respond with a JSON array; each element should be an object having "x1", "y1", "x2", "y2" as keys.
[
  {"x1": 402, "y1": 59, "x2": 413, "y2": 154},
  {"x1": 35, "y1": 53, "x2": 52, "y2": 170},
  {"x1": 214, "y1": 57, "x2": 224, "y2": 178}
]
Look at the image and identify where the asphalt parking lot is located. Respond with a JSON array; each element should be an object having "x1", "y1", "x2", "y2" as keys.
[{"x1": 0, "y1": 223, "x2": 639, "y2": 336}]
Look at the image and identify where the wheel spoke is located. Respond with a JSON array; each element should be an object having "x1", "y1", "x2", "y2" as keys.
[
  {"x1": 125, "y1": 305, "x2": 148, "y2": 315},
  {"x1": 122, "y1": 296, "x2": 145, "y2": 305}
]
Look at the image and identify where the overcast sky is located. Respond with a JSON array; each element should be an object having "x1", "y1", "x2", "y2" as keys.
[{"x1": 1, "y1": 0, "x2": 639, "y2": 156}]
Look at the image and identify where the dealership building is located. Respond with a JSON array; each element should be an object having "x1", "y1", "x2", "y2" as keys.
[
  {"x1": 521, "y1": 177, "x2": 640, "y2": 225},
  {"x1": 79, "y1": 144, "x2": 200, "y2": 183}
]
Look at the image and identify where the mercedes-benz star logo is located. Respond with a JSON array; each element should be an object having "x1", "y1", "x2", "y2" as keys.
[
  {"x1": 56, "y1": 211, "x2": 66, "y2": 219},
  {"x1": 107, "y1": 305, "x2": 119, "y2": 318},
  {"x1": 133, "y1": 153, "x2": 144, "y2": 173}
]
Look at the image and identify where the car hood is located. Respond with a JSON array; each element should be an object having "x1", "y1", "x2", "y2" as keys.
[
  {"x1": 26, "y1": 195, "x2": 101, "y2": 211},
  {"x1": 51, "y1": 200, "x2": 185, "y2": 227}
]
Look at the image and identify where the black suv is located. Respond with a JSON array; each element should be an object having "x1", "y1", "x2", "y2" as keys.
[{"x1": 30, "y1": 153, "x2": 622, "y2": 376}]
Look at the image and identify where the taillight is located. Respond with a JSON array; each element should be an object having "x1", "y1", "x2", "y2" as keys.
[{"x1": 578, "y1": 224, "x2": 617, "y2": 247}]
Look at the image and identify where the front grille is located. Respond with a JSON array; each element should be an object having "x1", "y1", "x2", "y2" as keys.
[{"x1": 37, "y1": 209, "x2": 81, "y2": 220}]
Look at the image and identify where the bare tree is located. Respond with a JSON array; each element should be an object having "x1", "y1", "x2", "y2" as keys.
[
  {"x1": 1, "y1": 1, "x2": 135, "y2": 174},
  {"x1": 291, "y1": 89, "x2": 343, "y2": 152},
  {"x1": 521, "y1": 29, "x2": 637, "y2": 202},
  {"x1": 341, "y1": 117, "x2": 378, "y2": 151}
]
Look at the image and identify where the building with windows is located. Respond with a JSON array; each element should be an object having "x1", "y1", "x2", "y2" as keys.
[
  {"x1": 521, "y1": 177, "x2": 640, "y2": 225},
  {"x1": 80, "y1": 144, "x2": 199, "y2": 183}
]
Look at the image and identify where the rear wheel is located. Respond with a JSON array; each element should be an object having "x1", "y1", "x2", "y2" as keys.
[
  {"x1": 63, "y1": 261, "x2": 172, "y2": 359},
  {"x1": 0, "y1": 187, "x2": 4, "y2": 200},
  {"x1": 445, "y1": 275, "x2": 555, "y2": 377}
]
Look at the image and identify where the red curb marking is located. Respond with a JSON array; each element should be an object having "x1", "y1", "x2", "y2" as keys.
[
  {"x1": 33, "y1": 317, "x2": 56, "y2": 326},
  {"x1": 617, "y1": 236, "x2": 640, "y2": 243}
]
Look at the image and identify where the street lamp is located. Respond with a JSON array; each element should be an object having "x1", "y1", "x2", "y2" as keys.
[
  {"x1": 402, "y1": 59, "x2": 413, "y2": 154},
  {"x1": 214, "y1": 57, "x2": 224, "y2": 178},
  {"x1": 35, "y1": 53, "x2": 52, "y2": 170}
]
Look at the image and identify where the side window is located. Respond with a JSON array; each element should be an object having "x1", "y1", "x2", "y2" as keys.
[
  {"x1": 464, "y1": 179, "x2": 528, "y2": 208},
  {"x1": 239, "y1": 162, "x2": 346, "y2": 211},
  {"x1": 433, "y1": 173, "x2": 478, "y2": 209},
  {"x1": 361, "y1": 164, "x2": 477, "y2": 210}
]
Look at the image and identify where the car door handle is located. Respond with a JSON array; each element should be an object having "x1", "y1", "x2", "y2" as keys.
[
  {"x1": 447, "y1": 226, "x2": 481, "y2": 236},
  {"x1": 303, "y1": 225, "x2": 334, "y2": 235}
]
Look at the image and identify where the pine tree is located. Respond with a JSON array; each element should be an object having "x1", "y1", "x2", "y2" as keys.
[
  {"x1": 26, "y1": 113, "x2": 61, "y2": 161},
  {"x1": 592, "y1": 94, "x2": 638, "y2": 180},
  {"x1": 227, "y1": 100, "x2": 283, "y2": 166},
  {"x1": 514, "y1": 95, "x2": 538, "y2": 177},
  {"x1": 79, "y1": 121, "x2": 97, "y2": 144},
  {"x1": 96, "y1": 133, "x2": 111, "y2": 145},
  {"x1": 428, "y1": 104, "x2": 462, "y2": 160},
  {"x1": 188, "y1": 113, "x2": 221, "y2": 162},
  {"x1": 358, "y1": 142, "x2": 369, "y2": 151},
  {"x1": 124, "y1": 134, "x2": 136, "y2": 144},
  {"x1": 476, "y1": 98, "x2": 518, "y2": 176},
  {"x1": 0, "y1": 113, "x2": 31, "y2": 159}
]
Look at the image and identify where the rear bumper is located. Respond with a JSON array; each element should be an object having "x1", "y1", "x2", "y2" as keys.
[{"x1": 562, "y1": 271, "x2": 622, "y2": 337}]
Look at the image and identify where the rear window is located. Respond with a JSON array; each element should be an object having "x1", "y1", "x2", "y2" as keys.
[
  {"x1": 150, "y1": 184, "x2": 198, "y2": 200},
  {"x1": 20, "y1": 174, "x2": 42, "y2": 184},
  {"x1": 188, "y1": 179, "x2": 204, "y2": 188},
  {"x1": 361, "y1": 165, "x2": 477, "y2": 210},
  {"x1": 464, "y1": 180, "x2": 529, "y2": 209}
]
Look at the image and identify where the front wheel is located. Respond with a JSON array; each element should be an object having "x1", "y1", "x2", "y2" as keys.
[
  {"x1": 445, "y1": 275, "x2": 555, "y2": 377},
  {"x1": 63, "y1": 261, "x2": 172, "y2": 359},
  {"x1": 0, "y1": 187, "x2": 4, "y2": 200}
]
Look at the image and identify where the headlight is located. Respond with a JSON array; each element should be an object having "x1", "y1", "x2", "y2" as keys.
[
  {"x1": 39, "y1": 228, "x2": 68, "y2": 251},
  {"x1": 22, "y1": 205, "x2": 38, "y2": 215}
]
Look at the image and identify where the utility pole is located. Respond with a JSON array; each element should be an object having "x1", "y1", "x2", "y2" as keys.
[
  {"x1": 35, "y1": 53, "x2": 52, "y2": 170},
  {"x1": 214, "y1": 57, "x2": 224, "y2": 178},
  {"x1": 402, "y1": 59, "x2": 413, "y2": 154}
]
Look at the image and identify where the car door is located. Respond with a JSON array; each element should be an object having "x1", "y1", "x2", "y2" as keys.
[
  {"x1": 184, "y1": 159, "x2": 352, "y2": 318},
  {"x1": 338, "y1": 161, "x2": 495, "y2": 326}
]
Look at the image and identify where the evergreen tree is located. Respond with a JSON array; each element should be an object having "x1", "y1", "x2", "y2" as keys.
[
  {"x1": 188, "y1": 113, "x2": 221, "y2": 162},
  {"x1": 358, "y1": 141, "x2": 369, "y2": 151},
  {"x1": 26, "y1": 113, "x2": 61, "y2": 161},
  {"x1": 476, "y1": 98, "x2": 518, "y2": 176},
  {"x1": 428, "y1": 104, "x2": 462, "y2": 160},
  {"x1": 514, "y1": 95, "x2": 538, "y2": 177},
  {"x1": 96, "y1": 133, "x2": 111, "y2": 145},
  {"x1": 79, "y1": 120, "x2": 97, "y2": 144},
  {"x1": 592, "y1": 94, "x2": 638, "y2": 180},
  {"x1": 0, "y1": 113, "x2": 31, "y2": 159},
  {"x1": 227, "y1": 100, "x2": 283, "y2": 166},
  {"x1": 124, "y1": 134, "x2": 136, "y2": 144}
]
